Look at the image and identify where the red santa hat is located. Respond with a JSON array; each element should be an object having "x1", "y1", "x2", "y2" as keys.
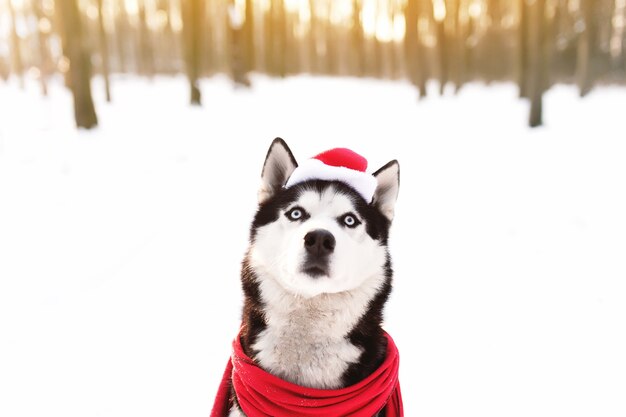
[{"x1": 285, "y1": 148, "x2": 378, "y2": 202}]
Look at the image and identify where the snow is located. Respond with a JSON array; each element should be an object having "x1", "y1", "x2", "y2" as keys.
[{"x1": 1, "y1": 74, "x2": 626, "y2": 417}]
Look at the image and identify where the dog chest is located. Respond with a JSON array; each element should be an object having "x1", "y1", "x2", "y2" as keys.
[{"x1": 252, "y1": 324, "x2": 363, "y2": 389}]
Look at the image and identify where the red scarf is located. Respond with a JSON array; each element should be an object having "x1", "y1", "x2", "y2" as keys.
[{"x1": 210, "y1": 331, "x2": 403, "y2": 417}]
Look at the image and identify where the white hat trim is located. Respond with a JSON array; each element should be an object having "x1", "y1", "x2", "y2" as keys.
[{"x1": 285, "y1": 159, "x2": 378, "y2": 203}]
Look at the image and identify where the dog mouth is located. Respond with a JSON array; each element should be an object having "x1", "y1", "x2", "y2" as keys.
[
  {"x1": 301, "y1": 259, "x2": 330, "y2": 278},
  {"x1": 302, "y1": 266, "x2": 328, "y2": 277}
]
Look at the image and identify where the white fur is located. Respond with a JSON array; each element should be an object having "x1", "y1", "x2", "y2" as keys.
[
  {"x1": 228, "y1": 406, "x2": 246, "y2": 417},
  {"x1": 248, "y1": 186, "x2": 389, "y2": 389},
  {"x1": 285, "y1": 158, "x2": 378, "y2": 203},
  {"x1": 252, "y1": 188, "x2": 386, "y2": 298},
  {"x1": 258, "y1": 141, "x2": 297, "y2": 204},
  {"x1": 372, "y1": 161, "x2": 400, "y2": 221}
]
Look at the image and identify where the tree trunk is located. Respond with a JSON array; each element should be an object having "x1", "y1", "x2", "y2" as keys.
[
  {"x1": 352, "y1": 0, "x2": 366, "y2": 76},
  {"x1": 114, "y1": 1, "x2": 128, "y2": 73},
  {"x1": 244, "y1": 0, "x2": 255, "y2": 74},
  {"x1": 436, "y1": 18, "x2": 447, "y2": 94},
  {"x1": 203, "y1": 1, "x2": 216, "y2": 75},
  {"x1": 308, "y1": 0, "x2": 317, "y2": 73},
  {"x1": 166, "y1": 0, "x2": 182, "y2": 74},
  {"x1": 406, "y1": 0, "x2": 427, "y2": 97},
  {"x1": 228, "y1": 0, "x2": 251, "y2": 86},
  {"x1": 519, "y1": 0, "x2": 529, "y2": 98},
  {"x1": 263, "y1": 1, "x2": 274, "y2": 74},
  {"x1": 33, "y1": 0, "x2": 49, "y2": 96},
  {"x1": 371, "y1": 1, "x2": 382, "y2": 77},
  {"x1": 8, "y1": 0, "x2": 24, "y2": 88},
  {"x1": 325, "y1": 2, "x2": 337, "y2": 75},
  {"x1": 181, "y1": 0, "x2": 203, "y2": 104},
  {"x1": 576, "y1": 0, "x2": 595, "y2": 97},
  {"x1": 449, "y1": 0, "x2": 463, "y2": 92},
  {"x1": 273, "y1": 0, "x2": 287, "y2": 76},
  {"x1": 528, "y1": 0, "x2": 546, "y2": 128},
  {"x1": 138, "y1": 0, "x2": 155, "y2": 78},
  {"x1": 96, "y1": 0, "x2": 111, "y2": 101},
  {"x1": 57, "y1": 0, "x2": 98, "y2": 129},
  {"x1": 486, "y1": 0, "x2": 504, "y2": 80}
]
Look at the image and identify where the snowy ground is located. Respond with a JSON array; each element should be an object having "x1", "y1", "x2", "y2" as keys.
[{"x1": 1, "y1": 74, "x2": 626, "y2": 417}]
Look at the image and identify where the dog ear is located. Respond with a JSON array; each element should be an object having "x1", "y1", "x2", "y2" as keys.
[
  {"x1": 259, "y1": 138, "x2": 298, "y2": 204},
  {"x1": 372, "y1": 160, "x2": 400, "y2": 221}
]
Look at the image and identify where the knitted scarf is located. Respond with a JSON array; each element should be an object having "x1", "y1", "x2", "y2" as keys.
[{"x1": 210, "y1": 331, "x2": 403, "y2": 417}]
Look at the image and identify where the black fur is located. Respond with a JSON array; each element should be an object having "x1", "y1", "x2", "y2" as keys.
[
  {"x1": 239, "y1": 258, "x2": 266, "y2": 359},
  {"x1": 343, "y1": 255, "x2": 393, "y2": 386},
  {"x1": 251, "y1": 180, "x2": 390, "y2": 242}
]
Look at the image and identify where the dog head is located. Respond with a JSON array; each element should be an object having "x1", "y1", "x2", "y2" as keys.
[{"x1": 247, "y1": 138, "x2": 399, "y2": 299}]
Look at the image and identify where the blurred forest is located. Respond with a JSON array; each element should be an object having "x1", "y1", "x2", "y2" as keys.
[{"x1": 1, "y1": 0, "x2": 625, "y2": 128}]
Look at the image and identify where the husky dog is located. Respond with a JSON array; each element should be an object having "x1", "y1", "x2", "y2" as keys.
[{"x1": 227, "y1": 138, "x2": 400, "y2": 417}]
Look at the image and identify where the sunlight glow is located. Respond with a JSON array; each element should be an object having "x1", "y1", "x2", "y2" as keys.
[
  {"x1": 284, "y1": 0, "x2": 302, "y2": 12},
  {"x1": 43, "y1": 0, "x2": 54, "y2": 15},
  {"x1": 375, "y1": 1, "x2": 394, "y2": 42},
  {"x1": 611, "y1": 0, "x2": 626, "y2": 57},
  {"x1": 468, "y1": 0, "x2": 483, "y2": 19},
  {"x1": 361, "y1": 0, "x2": 377, "y2": 38},
  {"x1": 85, "y1": 4, "x2": 99, "y2": 20},
  {"x1": 419, "y1": 16, "x2": 436, "y2": 47},
  {"x1": 433, "y1": 0, "x2": 447, "y2": 22},
  {"x1": 57, "y1": 55, "x2": 70, "y2": 73},
  {"x1": 0, "y1": 0, "x2": 624, "y2": 67},
  {"x1": 358, "y1": 0, "x2": 404, "y2": 42},
  {"x1": 329, "y1": 0, "x2": 352, "y2": 25},
  {"x1": 124, "y1": 0, "x2": 139, "y2": 16},
  {"x1": 393, "y1": 12, "x2": 405, "y2": 41},
  {"x1": 153, "y1": 9, "x2": 168, "y2": 31},
  {"x1": 170, "y1": 9, "x2": 182, "y2": 32},
  {"x1": 257, "y1": 0, "x2": 269, "y2": 13},
  {"x1": 38, "y1": 16, "x2": 52, "y2": 34},
  {"x1": 297, "y1": 0, "x2": 311, "y2": 24},
  {"x1": 9, "y1": 0, "x2": 22, "y2": 10}
]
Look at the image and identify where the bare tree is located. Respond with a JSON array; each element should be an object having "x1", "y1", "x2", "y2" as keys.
[
  {"x1": 7, "y1": 0, "x2": 626, "y2": 127},
  {"x1": 32, "y1": 0, "x2": 50, "y2": 95},
  {"x1": 244, "y1": 0, "x2": 255, "y2": 74},
  {"x1": 114, "y1": 0, "x2": 129, "y2": 73},
  {"x1": 228, "y1": 0, "x2": 251, "y2": 86},
  {"x1": 528, "y1": 0, "x2": 547, "y2": 127},
  {"x1": 519, "y1": 0, "x2": 529, "y2": 98},
  {"x1": 137, "y1": 0, "x2": 155, "y2": 77},
  {"x1": 351, "y1": 0, "x2": 366, "y2": 76},
  {"x1": 324, "y1": 2, "x2": 338, "y2": 75},
  {"x1": 448, "y1": 0, "x2": 464, "y2": 92},
  {"x1": 8, "y1": 0, "x2": 24, "y2": 88},
  {"x1": 307, "y1": 0, "x2": 318, "y2": 73},
  {"x1": 271, "y1": 0, "x2": 287, "y2": 76},
  {"x1": 56, "y1": 0, "x2": 98, "y2": 128},
  {"x1": 181, "y1": 0, "x2": 203, "y2": 104},
  {"x1": 96, "y1": 0, "x2": 111, "y2": 101},
  {"x1": 429, "y1": 0, "x2": 448, "y2": 94},
  {"x1": 576, "y1": 0, "x2": 596, "y2": 96},
  {"x1": 404, "y1": 0, "x2": 427, "y2": 98}
]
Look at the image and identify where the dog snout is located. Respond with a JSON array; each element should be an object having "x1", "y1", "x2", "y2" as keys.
[{"x1": 304, "y1": 229, "x2": 336, "y2": 257}]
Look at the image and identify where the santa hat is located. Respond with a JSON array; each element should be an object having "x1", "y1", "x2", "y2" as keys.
[{"x1": 285, "y1": 148, "x2": 378, "y2": 202}]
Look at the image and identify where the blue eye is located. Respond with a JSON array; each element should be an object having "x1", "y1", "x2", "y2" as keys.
[
  {"x1": 290, "y1": 209, "x2": 302, "y2": 220},
  {"x1": 286, "y1": 207, "x2": 307, "y2": 221},
  {"x1": 341, "y1": 213, "x2": 360, "y2": 228}
]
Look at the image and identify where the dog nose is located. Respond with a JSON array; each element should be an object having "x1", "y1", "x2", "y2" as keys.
[{"x1": 304, "y1": 229, "x2": 336, "y2": 257}]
